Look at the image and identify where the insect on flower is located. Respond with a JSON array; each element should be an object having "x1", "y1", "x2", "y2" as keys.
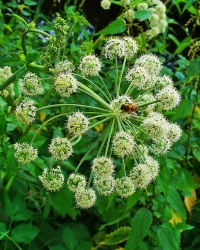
[{"x1": 120, "y1": 103, "x2": 138, "y2": 115}]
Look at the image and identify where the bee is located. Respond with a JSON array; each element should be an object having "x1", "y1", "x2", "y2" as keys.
[{"x1": 120, "y1": 103, "x2": 138, "y2": 114}]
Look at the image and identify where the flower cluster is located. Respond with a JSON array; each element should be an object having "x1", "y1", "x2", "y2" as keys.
[
  {"x1": 49, "y1": 137, "x2": 73, "y2": 161},
  {"x1": 14, "y1": 142, "x2": 38, "y2": 164},
  {"x1": 15, "y1": 99, "x2": 37, "y2": 125},
  {"x1": 38, "y1": 166, "x2": 65, "y2": 192},
  {"x1": 66, "y1": 112, "x2": 89, "y2": 136},
  {"x1": 0, "y1": 66, "x2": 15, "y2": 98},
  {"x1": 19, "y1": 72, "x2": 44, "y2": 96},
  {"x1": 13, "y1": 37, "x2": 182, "y2": 209}
]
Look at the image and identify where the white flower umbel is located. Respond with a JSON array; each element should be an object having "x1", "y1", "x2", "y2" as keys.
[
  {"x1": 115, "y1": 176, "x2": 135, "y2": 198},
  {"x1": 75, "y1": 187, "x2": 96, "y2": 209},
  {"x1": 135, "y1": 54, "x2": 162, "y2": 76},
  {"x1": 78, "y1": 55, "x2": 102, "y2": 76},
  {"x1": 54, "y1": 73, "x2": 77, "y2": 97},
  {"x1": 93, "y1": 176, "x2": 116, "y2": 195},
  {"x1": 166, "y1": 123, "x2": 182, "y2": 143},
  {"x1": 54, "y1": 60, "x2": 74, "y2": 78},
  {"x1": 14, "y1": 142, "x2": 38, "y2": 164},
  {"x1": 137, "y1": 3, "x2": 148, "y2": 10},
  {"x1": 66, "y1": 112, "x2": 89, "y2": 136},
  {"x1": 155, "y1": 75, "x2": 173, "y2": 89},
  {"x1": 144, "y1": 155, "x2": 160, "y2": 180},
  {"x1": 123, "y1": 37, "x2": 138, "y2": 59},
  {"x1": 49, "y1": 137, "x2": 73, "y2": 160},
  {"x1": 38, "y1": 166, "x2": 64, "y2": 192},
  {"x1": 103, "y1": 38, "x2": 125, "y2": 59},
  {"x1": 125, "y1": 66, "x2": 149, "y2": 90},
  {"x1": 101, "y1": 0, "x2": 111, "y2": 10},
  {"x1": 142, "y1": 112, "x2": 167, "y2": 140},
  {"x1": 15, "y1": 99, "x2": 37, "y2": 125},
  {"x1": 19, "y1": 72, "x2": 44, "y2": 96},
  {"x1": 129, "y1": 164, "x2": 153, "y2": 189},
  {"x1": 112, "y1": 131, "x2": 135, "y2": 158},
  {"x1": 67, "y1": 173, "x2": 87, "y2": 192},
  {"x1": 156, "y1": 85, "x2": 181, "y2": 110},
  {"x1": 124, "y1": 9, "x2": 135, "y2": 22},
  {"x1": 91, "y1": 156, "x2": 115, "y2": 178},
  {"x1": 151, "y1": 136, "x2": 172, "y2": 155}
]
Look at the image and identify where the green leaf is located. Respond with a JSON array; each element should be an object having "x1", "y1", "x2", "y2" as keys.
[
  {"x1": 5, "y1": 147, "x2": 19, "y2": 179},
  {"x1": 134, "y1": 10, "x2": 151, "y2": 20},
  {"x1": 11, "y1": 224, "x2": 39, "y2": 244},
  {"x1": 103, "y1": 227, "x2": 131, "y2": 245},
  {"x1": 167, "y1": 186, "x2": 186, "y2": 221},
  {"x1": 188, "y1": 5, "x2": 197, "y2": 14},
  {"x1": 126, "y1": 189, "x2": 143, "y2": 211},
  {"x1": 125, "y1": 208, "x2": 152, "y2": 250},
  {"x1": 99, "y1": 204, "x2": 129, "y2": 230},
  {"x1": 0, "y1": 97, "x2": 7, "y2": 112},
  {"x1": 13, "y1": 209, "x2": 34, "y2": 222},
  {"x1": 182, "y1": 0, "x2": 196, "y2": 13},
  {"x1": 168, "y1": 34, "x2": 180, "y2": 46},
  {"x1": 186, "y1": 59, "x2": 200, "y2": 81},
  {"x1": 24, "y1": 0, "x2": 37, "y2": 5},
  {"x1": 0, "y1": 222, "x2": 7, "y2": 240},
  {"x1": 25, "y1": 52, "x2": 40, "y2": 63},
  {"x1": 63, "y1": 227, "x2": 78, "y2": 250},
  {"x1": 94, "y1": 18, "x2": 126, "y2": 35},
  {"x1": 193, "y1": 149, "x2": 200, "y2": 162},
  {"x1": 158, "y1": 227, "x2": 180, "y2": 250},
  {"x1": 173, "y1": 37, "x2": 192, "y2": 55},
  {"x1": 49, "y1": 185, "x2": 74, "y2": 217},
  {"x1": 75, "y1": 241, "x2": 92, "y2": 250},
  {"x1": 4, "y1": 193, "x2": 14, "y2": 218},
  {"x1": 157, "y1": 157, "x2": 170, "y2": 196},
  {"x1": 0, "y1": 115, "x2": 7, "y2": 134},
  {"x1": 171, "y1": 100, "x2": 193, "y2": 121}
]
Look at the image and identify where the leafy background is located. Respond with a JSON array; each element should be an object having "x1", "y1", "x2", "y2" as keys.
[{"x1": 0, "y1": 0, "x2": 200, "y2": 249}]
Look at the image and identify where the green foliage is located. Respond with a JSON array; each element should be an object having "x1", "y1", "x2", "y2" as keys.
[
  {"x1": 125, "y1": 208, "x2": 153, "y2": 250},
  {"x1": 0, "y1": 0, "x2": 199, "y2": 249}
]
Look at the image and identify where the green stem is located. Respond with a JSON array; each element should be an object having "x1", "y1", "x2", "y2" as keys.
[
  {"x1": 22, "y1": 29, "x2": 51, "y2": 55},
  {"x1": 70, "y1": 135, "x2": 82, "y2": 146},
  {"x1": 117, "y1": 56, "x2": 127, "y2": 96},
  {"x1": 89, "y1": 114, "x2": 111, "y2": 120},
  {"x1": 105, "y1": 119, "x2": 115, "y2": 156},
  {"x1": 3, "y1": 233, "x2": 23, "y2": 250},
  {"x1": 88, "y1": 116, "x2": 112, "y2": 130},
  {"x1": 75, "y1": 73, "x2": 111, "y2": 102},
  {"x1": 78, "y1": 82, "x2": 110, "y2": 109},
  {"x1": 138, "y1": 100, "x2": 160, "y2": 108},
  {"x1": 98, "y1": 75, "x2": 112, "y2": 101},
  {"x1": 122, "y1": 158, "x2": 126, "y2": 176},
  {"x1": 115, "y1": 56, "x2": 119, "y2": 97},
  {"x1": 0, "y1": 66, "x2": 25, "y2": 91},
  {"x1": 37, "y1": 103, "x2": 108, "y2": 112},
  {"x1": 97, "y1": 122, "x2": 111, "y2": 157},
  {"x1": 75, "y1": 130, "x2": 106, "y2": 173}
]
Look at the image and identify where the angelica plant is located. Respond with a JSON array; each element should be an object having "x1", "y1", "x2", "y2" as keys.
[{"x1": 10, "y1": 35, "x2": 182, "y2": 209}]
